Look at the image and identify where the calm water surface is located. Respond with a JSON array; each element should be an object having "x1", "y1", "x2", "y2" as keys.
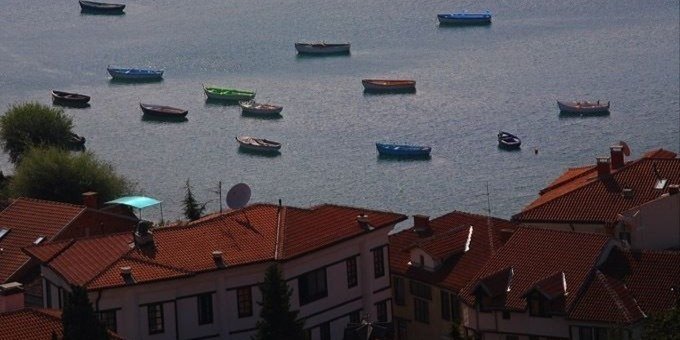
[{"x1": 1, "y1": 0, "x2": 678, "y2": 222}]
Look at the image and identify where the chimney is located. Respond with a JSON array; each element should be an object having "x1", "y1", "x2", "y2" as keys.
[
  {"x1": 120, "y1": 267, "x2": 134, "y2": 284},
  {"x1": 134, "y1": 221, "x2": 154, "y2": 247},
  {"x1": 0, "y1": 282, "x2": 24, "y2": 312},
  {"x1": 82, "y1": 192, "x2": 98, "y2": 209},
  {"x1": 212, "y1": 250, "x2": 226, "y2": 268},
  {"x1": 413, "y1": 215, "x2": 431, "y2": 235},
  {"x1": 669, "y1": 184, "x2": 679, "y2": 195},
  {"x1": 357, "y1": 214, "x2": 373, "y2": 231},
  {"x1": 610, "y1": 145, "x2": 624, "y2": 170},
  {"x1": 596, "y1": 157, "x2": 611, "y2": 178},
  {"x1": 499, "y1": 228, "x2": 514, "y2": 245}
]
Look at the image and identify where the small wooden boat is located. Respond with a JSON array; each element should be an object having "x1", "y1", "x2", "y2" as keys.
[
  {"x1": 51, "y1": 90, "x2": 90, "y2": 106},
  {"x1": 295, "y1": 42, "x2": 350, "y2": 55},
  {"x1": 203, "y1": 86, "x2": 256, "y2": 101},
  {"x1": 557, "y1": 100, "x2": 610, "y2": 114},
  {"x1": 239, "y1": 100, "x2": 283, "y2": 116},
  {"x1": 437, "y1": 11, "x2": 492, "y2": 25},
  {"x1": 235, "y1": 136, "x2": 281, "y2": 153},
  {"x1": 79, "y1": 0, "x2": 125, "y2": 13},
  {"x1": 376, "y1": 143, "x2": 431, "y2": 157},
  {"x1": 362, "y1": 79, "x2": 416, "y2": 92},
  {"x1": 107, "y1": 66, "x2": 163, "y2": 81},
  {"x1": 497, "y1": 131, "x2": 521, "y2": 149},
  {"x1": 139, "y1": 103, "x2": 188, "y2": 119},
  {"x1": 68, "y1": 132, "x2": 86, "y2": 148}
]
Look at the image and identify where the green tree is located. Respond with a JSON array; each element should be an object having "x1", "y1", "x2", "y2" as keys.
[
  {"x1": 253, "y1": 264, "x2": 305, "y2": 340},
  {"x1": 61, "y1": 285, "x2": 109, "y2": 340},
  {"x1": 643, "y1": 307, "x2": 680, "y2": 340},
  {"x1": 10, "y1": 147, "x2": 132, "y2": 204},
  {"x1": 183, "y1": 179, "x2": 206, "y2": 221},
  {"x1": 0, "y1": 102, "x2": 74, "y2": 163}
]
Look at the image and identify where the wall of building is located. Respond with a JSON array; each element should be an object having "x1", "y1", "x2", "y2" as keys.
[
  {"x1": 461, "y1": 304, "x2": 570, "y2": 339},
  {"x1": 619, "y1": 193, "x2": 680, "y2": 250},
  {"x1": 41, "y1": 224, "x2": 395, "y2": 340}
]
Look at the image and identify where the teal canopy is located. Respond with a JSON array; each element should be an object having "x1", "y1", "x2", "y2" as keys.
[{"x1": 106, "y1": 196, "x2": 162, "y2": 209}]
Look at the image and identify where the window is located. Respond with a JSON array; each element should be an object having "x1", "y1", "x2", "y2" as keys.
[
  {"x1": 98, "y1": 309, "x2": 117, "y2": 332},
  {"x1": 373, "y1": 248, "x2": 385, "y2": 278},
  {"x1": 0, "y1": 228, "x2": 9, "y2": 240},
  {"x1": 451, "y1": 295, "x2": 461, "y2": 321},
  {"x1": 396, "y1": 318, "x2": 408, "y2": 340},
  {"x1": 197, "y1": 293, "x2": 213, "y2": 325},
  {"x1": 528, "y1": 292, "x2": 549, "y2": 317},
  {"x1": 147, "y1": 303, "x2": 164, "y2": 334},
  {"x1": 299, "y1": 267, "x2": 328, "y2": 305},
  {"x1": 346, "y1": 257, "x2": 358, "y2": 288},
  {"x1": 376, "y1": 300, "x2": 388, "y2": 322},
  {"x1": 349, "y1": 310, "x2": 361, "y2": 324},
  {"x1": 409, "y1": 281, "x2": 432, "y2": 300},
  {"x1": 414, "y1": 298, "x2": 429, "y2": 323},
  {"x1": 441, "y1": 291, "x2": 451, "y2": 320},
  {"x1": 320, "y1": 322, "x2": 331, "y2": 340},
  {"x1": 237, "y1": 287, "x2": 253, "y2": 317},
  {"x1": 45, "y1": 281, "x2": 52, "y2": 308},
  {"x1": 394, "y1": 277, "x2": 405, "y2": 306}
]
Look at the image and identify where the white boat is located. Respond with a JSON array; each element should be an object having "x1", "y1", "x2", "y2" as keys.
[
  {"x1": 295, "y1": 42, "x2": 350, "y2": 55},
  {"x1": 235, "y1": 136, "x2": 281, "y2": 152},
  {"x1": 238, "y1": 100, "x2": 283, "y2": 116},
  {"x1": 557, "y1": 100, "x2": 610, "y2": 114}
]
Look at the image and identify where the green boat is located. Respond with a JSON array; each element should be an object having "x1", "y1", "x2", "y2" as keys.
[{"x1": 203, "y1": 85, "x2": 256, "y2": 101}]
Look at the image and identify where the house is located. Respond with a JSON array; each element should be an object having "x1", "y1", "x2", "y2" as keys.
[
  {"x1": 388, "y1": 212, "x2": 518, "y2": 340},
  {"x1": 25, "y1": 203, "x2": 407, "y2": 340},
  {"x1": 0, "y1": 194, "x2": 138, "y2": 305},
  {"x1": 513, "y1": 146, "x2": 680, "y2": 248},
  {"x1": 457, "y1": 227, "x2": 680, "y2": 339},
  {"x1": 0, "y1": 281, "x2": 122, "y2": 340}
]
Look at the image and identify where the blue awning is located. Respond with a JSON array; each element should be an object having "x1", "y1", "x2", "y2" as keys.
[{"x1": 106, "y1": 196, "x2": 162, "y2": 209}]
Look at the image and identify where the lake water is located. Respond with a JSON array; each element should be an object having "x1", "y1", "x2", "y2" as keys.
[{"x1": 1, "y1": 0, "x2": 678, "y2": 222}]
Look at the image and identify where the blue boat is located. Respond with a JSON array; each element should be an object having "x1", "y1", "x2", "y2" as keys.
[
  {"x1": 107, "y1": 66, "x2": 164, "y2": 81},
  {"x1": 437, "y1": 11, "x2": 492, "y2": 25},
  {"x1": 376, "y1": 143, "x2": 431, "y2": 157}
]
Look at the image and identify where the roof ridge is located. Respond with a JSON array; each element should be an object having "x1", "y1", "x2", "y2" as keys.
[
  {"x1": 594, "y1": 270, "x2": 634, "y2": 323},
  {"x1": 309, "y1": 203, "x2": 404, "y2": 215},
  {"x1": 15, "y1": 197, "x2": 86, "y2": 209},
  {"x1": 24, "y1": 239, "x2": 76, "y2": 263},
  {"x1": 274, "y1": 206, "x2": 286, "y2": 260},
  {"x1": 82, "y1": 245, "x2": 138, "y2": 287},
  {"x1": 30, "y1": 308, "x2": 62, "y2": 322}
]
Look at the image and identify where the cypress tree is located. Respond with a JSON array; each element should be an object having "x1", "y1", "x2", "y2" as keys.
[
  {"x1": 61, "y1": 285, "x2": 109, "y2": 340},
  {"x1": 253, "y1": 264, "x2": 305, "y2": 340},
  {"x1": 183, "y1": 178, "x2": 206, "y2": 221}
]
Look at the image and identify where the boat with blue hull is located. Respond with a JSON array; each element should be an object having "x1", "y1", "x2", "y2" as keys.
[
  {"x1": 438, "y1": 11, "x2": 492, "y2": 25},
  {"x1": 107, "y1": 66, "x2": 163, "y2": 81},
  {"x1": 376, "y1": 143, "x2": 431, "y2": 157}
]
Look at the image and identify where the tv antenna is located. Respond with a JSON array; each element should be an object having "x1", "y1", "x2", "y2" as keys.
[{"x1": 226, "y1": 183, "x2": 252, "y2": 227}]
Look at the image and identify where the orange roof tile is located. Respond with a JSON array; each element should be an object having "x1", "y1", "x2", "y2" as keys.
[
  {"x1": 27, "y1": 203, "x2": 407, "y2": 290},
  {"x1": 389, "y1": 211, "x2": 518, "y2": 293},
  {"x1": 409, "y1": 225, "x2": 472, "y2": 261},
  {"x1": 0, "y1": 308, "x2": 123, "y2": 340},
  {"x1": 459, "y1": 228, "x2": 612, "y2": 311},
  {"x1": 514, "y1": 152, "x2": 680, "y2": 224}
]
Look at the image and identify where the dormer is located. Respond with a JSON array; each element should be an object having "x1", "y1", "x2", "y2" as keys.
[
  {"x1": 406, "y1": 225, "x2": 473, "y2": 271},
  {"x1": 521, "y1": 272, "x2": 568, "y2": 317},
  {"x1": 473, "y1": 266, "x2": 513, "y2": 311}
]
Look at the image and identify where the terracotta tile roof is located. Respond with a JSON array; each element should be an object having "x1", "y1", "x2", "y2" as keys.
[
  {"x1": 389, "y1": 211, "x2": 518, "y2": 293},
  {"x1": 408, "y1": 225, "x2": 472, "y2": 261},
  {"x1": 27, "y1": 203, "x2": 406, "y2": 290},
  {"x1": 0, "y1": 308, "x2": 123, "y2": 340},
  {"x1": 569, "y1": 270, "x2": 645, "y2": 323},
  {"x1": 0, "y1": 198, "x2": 85, "y2": 282},
  {"x1": 0, "y1": 308, "x2": 64, "y2": 340},
  {"x1": 521, "y1": 271, "x2": 567, "y2": 300},
  {"x1": 474, "y1": 266, "x2": 514, "y2": 297},
  {"x1": 514, "y1": 150, "x2": 680, "y2": 224},
  {"x1": 459, "y1": 228, "x2": 613, "y2": 311}
]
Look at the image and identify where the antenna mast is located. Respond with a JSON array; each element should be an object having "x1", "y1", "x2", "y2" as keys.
[{"x1": 486, "y1": 182, "x2": 496, "y2": 254}]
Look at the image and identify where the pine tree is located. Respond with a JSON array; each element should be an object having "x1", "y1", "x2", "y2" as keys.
[
  {"x1": 183, "y1": 178, "x2": 206, "y2": 221},
  {"x1": 253, "y1": 264, "x2": 305, "y2": 340},
  {"x1": 61, "y1": 285, "x2": 109, "y2": 340}
]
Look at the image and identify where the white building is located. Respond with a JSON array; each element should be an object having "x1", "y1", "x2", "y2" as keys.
[{"x1": 26, "y1": 203, "x2": 407, "y2": 340}]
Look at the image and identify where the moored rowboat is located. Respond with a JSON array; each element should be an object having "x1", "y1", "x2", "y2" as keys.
[
  {"x1": 204, "y1": 86, "x2": 256, "y2": 101},
  {"x1": 51, "y1": 90, "x2": 91, "y2": 106},
  {"x1": 79, "y1": 1, "x2": 125, "y2": 14},
  {"x1": 362, "y1": 79, "x2": 416, "y2": 92},
  {"x1": 295, "y1": 42, "x2": 350, "y2": 55},
  {"x1": 239, "y1": 100, "x2": 283, "y2": 116},
  {"x1": 557, "y1": 100, "x2": 610, "y2": 114},
  {"x1": 235, "y1": 136, "x2": 281, "y2": 152},
  {"x1": 376, "y1": 143, "x2": 431, "y2": 157},
  {"x1": 108, "y1": 67, "x2": 163, "y2": 81},
  {"x1": 139, "y1": 103, "x2": 188, "y2": 118},
  {"x1": 437, "y1": 11, "x2": 492, "y2": 25},
  {"x1": 497, "y1": 131, "x2": 521, "y2": 149}
]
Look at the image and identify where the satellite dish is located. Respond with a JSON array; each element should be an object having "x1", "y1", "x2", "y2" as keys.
[
  {"x1": 619, "y1": 141, "x2": 631, "y2": 157},
  {"x1": 226, "y1": 183, "x2": 251, "y2": 209}
]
